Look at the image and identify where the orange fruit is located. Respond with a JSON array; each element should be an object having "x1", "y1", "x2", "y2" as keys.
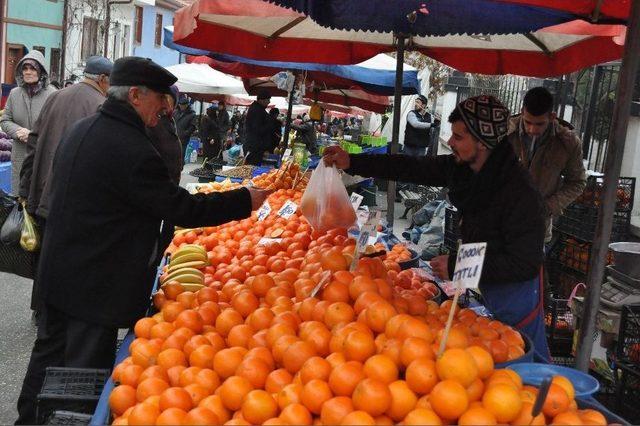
[
  {"x1": 280, "y1": 403, "x2": 313, "y2": 425},
  {"x1": 127, "y1": 402, "x2": 160, "y2": 425},
  {"x1": 363, "y1": 354, "x2": 398, "y2": 384},
  {"x1": 136, "y1": 377, "x2": 169, "y2": 402},
  {"x1": 119, "y1": 364, "x2": 145, "y2": 388},
  {"x1": 183, "y1": 383, "x2": 208, "y2": 406},
  {"x1": 241, "y1": 390, "x2": 278, "y2": 425},
  {"x1": 299, "y1": 356, "x2": 332, "y2": 384},
  {"x1": 352, "y1": 378, "x2": 392, "y2": 417},
  {"x1": 109, "y1": 385, "x2": 137, "y2": 416},
  {"x1": 403, "y1": 408, "x2": 443, "y2": 425},
  {"x1": 282, "y1": 341, "x2": 316, "y2": 374},
  {"x1": 429, "y1": 379, "x2": 469, "y2": 421},
  {"x1": 277, "y1": 383, "x2": 303, "y2": 410},
  {"x1": 340, "y1": 410, "x2": 375, "y2": 425},
  {"x1": 198, "y1": 395, "x2": 230, "y2": 424},
  {"x1": 386, "y1": 380, "x2": 418, "y2": 421},
  {"x1": 465, "y1": 346, "x2": 494, "y2": 379},
  {"x1": 542, "y1": 383, "x2": 570, "y2": 418},
  {"x1": 458, "y1": 406, "x2": 497, "y2": 425},
  {"x1": 482, "y1": 383, "x2": 522, "y2": 422},
  {"x1": 175, "y1": 309, "x2": 204, "y2": 334},
  {"x1": 182, "y1": 407, "x2": 220, "y2": 425},
  {"x1": 466, "y1": 378, "x2": 485, "y2": 402},
  {"x1": 405, "y1": 357, "x2": 438, "y2": 395},
  {"x1": 321, "y1": 396, "x2": 354, "y2": 425},
  {"x1": 300, "y1": 379, "x2": 333, "y2": 415},
  {"x1": 400, "y1": 337, "x2": 434, "y2": 368},
  {"x1": 552, "y1": 375, "x2": 576, "y2": 401},
  {"x1": 134, "y1": 317, "x2": 157, "y2": 339},
  {"x1": 510, "y1": 402, "x2": 545, "y2": 425},
  {"x1": 552, "y1": 411, "x2": 585, "y2": 425},
  {"x1": 159, "y1": 387, "x2": 193, "y2": 412},
  {"x1": 488, "y1": 339, "x2": 509, "y2": 363},
  {"x1": 328, "y1": 360, "x2": 366, "y2": 396},
  {"x1": 578, "y1": 409, "x2": 607, "y2": 425},
  {"x1": 324, "y1": 302, "x2": 355, "y2": 328},
  {"x1": 236, "y1": 357, "x2": 271, "y2": 389},
  {"x1": 265, "y1": 368, "x2": 293, "y2": 394},
  {"x1": 227, "y1": 324, "x2": 255, "y2": 348},
  {"x1": 178, "y1": 366, "x2": 202, "y2": 387},
  {"x1": 188, "y1": 344, "x2": 216, "y2": 369},
  {"x1": 365, "y1": 301, "x2": 397, "y2": 333},
  {"x1": 343, "y1": 330, "x2": 376, "y2": 362},
  {"x1": 436, "y1": 348, "x2": 478, "y2": 387},
  {"x1": 156, "y1": 407, "x2": 187, "y2": 425},
  {"x1": 219, "y1": 375, "x2": 253, "y2": 411},
  {"x1": 213, "y1": 347, "x2": 244, "y2": 379},
  {"x1": 194, "y1": 368, "x2": 220, "y2": 394},
  {"x1": 322, "y1": 281, "x2": 350, "y2": 303}
]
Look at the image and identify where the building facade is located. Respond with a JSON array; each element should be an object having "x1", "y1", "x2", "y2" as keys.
[
  {"x1": 131, "y1": 0, "x2": 182, "y2": 66},
  {"x1": 1, "y1": 0, "x2": 65, "y2": 84}
]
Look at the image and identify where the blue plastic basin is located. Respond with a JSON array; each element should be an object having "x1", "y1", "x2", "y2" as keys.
[{"x1": 508, "y1": 362, "x2": 600, "y2": 398}]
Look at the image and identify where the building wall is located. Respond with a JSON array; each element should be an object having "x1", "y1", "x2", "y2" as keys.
[
  {"x1": 132, "y1": 4, "x2": 179, "y2": 67},
  {"x1": 4, "y1": 0, "x2": 64, "y2": 79}
]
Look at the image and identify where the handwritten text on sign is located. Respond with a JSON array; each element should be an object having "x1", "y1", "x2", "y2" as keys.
[
  {"x1": 452, "y1": 242, "x2": 487, "y2": 289},
  {"x1": 256, "y1": 201, "x2": 272, "y2": 221},
  {"x1": 277, "y1": 200, "x2": 298, "y2": 219}
]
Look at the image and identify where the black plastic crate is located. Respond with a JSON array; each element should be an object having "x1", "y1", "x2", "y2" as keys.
[
  {"x1": 552, "y1": 356, "x2": 575, "y2": 367},
  {"x1": 556, "y1": 203, "x2": 630, "y2": 243},
  {"x1": 615, "y1": 363, "x2": 640, "y2": 423},
  {"x1": 545, "y1": 260, "x2": 586, "y2": 300},
  {"x1": 576, "y1": 176, "x2": 636, "y2": 212},
  {"x1": 591, "y1": 368, "x2": 619, "y2": 412},
  {"x1": 616, "y1": 305, "x2": 640, "y2": 367},
  {"x1": 36, "y1": 368, "x2": 110, "y2": 424},
  {"x1": 545, "y1": 296, "x2": 575, "y2": 356},
  {"x1": 44, "y1": 410, "x2": 93, "y2": 425}
]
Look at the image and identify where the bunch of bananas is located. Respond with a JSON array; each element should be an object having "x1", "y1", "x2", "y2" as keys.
[{"x1": 160, "y1": 244, "x2": 209, "y2": 292}]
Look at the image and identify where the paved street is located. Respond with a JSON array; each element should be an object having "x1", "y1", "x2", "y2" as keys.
[{"x1": 0, "y1": 273, "x2": 36, "y2": 424}]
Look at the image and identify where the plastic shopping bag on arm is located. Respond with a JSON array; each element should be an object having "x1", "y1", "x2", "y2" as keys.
[{"x1": 301, "y1": 162, "x2": 357, "y2": 233}]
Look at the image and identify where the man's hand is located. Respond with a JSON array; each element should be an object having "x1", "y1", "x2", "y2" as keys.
[
  {"x1": 248, "y1": 187, "x2": 272, "y2": 210},
  {"x1": 430, "y1": 255, "x2": 450, "y2": 280},
  {"x1": 16, "y1": 128, "x2": 30, "y2": 142},
  {"x1": 323, "y1": 146, "x2": 350, "y2": 169}
]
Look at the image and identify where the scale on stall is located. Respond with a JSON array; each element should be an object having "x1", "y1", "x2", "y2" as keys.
[{"x1": 600, "y1": 265, "x2": 640, "y2": 309}]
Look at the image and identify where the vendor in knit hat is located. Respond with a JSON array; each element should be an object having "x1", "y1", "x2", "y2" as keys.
[{"x1": 323, "y1": 94, "x2": 550, "y2": 362}]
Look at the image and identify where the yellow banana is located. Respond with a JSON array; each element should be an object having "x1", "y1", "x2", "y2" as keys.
[
  {"x1": 180, "y1": 283, "x2": 205, "y2": 292},
  {"x1": 170, "y1": 252, "x2": 208, "y2": 266},
  {"x1": 167, "y1": 260, "x2": 208, "y2": 273},
  {"x1": 161, "y1": 267, "x2": 204, "y2": 284},
  {"x1": 164, "y1": 273, "x2": 204, "y2": 285}
]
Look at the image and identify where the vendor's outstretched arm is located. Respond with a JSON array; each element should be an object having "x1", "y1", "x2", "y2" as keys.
[{"x1": 323, "y1": 145, "x2": 450, "y2": 187}]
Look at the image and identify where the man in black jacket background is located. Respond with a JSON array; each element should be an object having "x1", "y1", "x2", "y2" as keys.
[
  {"x1": 15, "y1": 57, "x2": 270, "y2": 424},
  {"x1": 403, "y1": 94, "x2": 436, "y2": 156},
  {"x1": 325, "y1": 95, "x2": 550, "y2": 362},
  {"x1": 174, "y1": 96, "x2": 196, "y2": 158},
  {"x1": 244, "y1": 90, "x2": 272, "y2": 165}
]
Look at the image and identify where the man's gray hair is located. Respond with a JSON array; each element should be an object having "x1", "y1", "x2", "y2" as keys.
[
  {"x1": 107, "y1": 85, "x2": 149, "y2": 101},
  {"x1": 84, "y1": 72, "x2": 103, "y2": 81}
]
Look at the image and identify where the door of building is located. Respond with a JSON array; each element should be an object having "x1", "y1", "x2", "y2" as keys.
[{"x1": 5, "y1": 45, "x2": 25, "y2": 84}]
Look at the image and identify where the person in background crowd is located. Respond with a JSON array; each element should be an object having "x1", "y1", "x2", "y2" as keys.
[
  {"x1": 174, "y1": 96, "x2": 196, "y2": 157},
  {"x1": 324, "y1": 95, "x2": 550, "y2": 362},
  {"x1": 18, "y1": 55, "x2": 113, "y2": 317},
  {"x1": 49, "y1": 81, "x2": 61, "y2": 90},
  {"x1": 268, "y1": 107, "x2": 283, "y2": 153},
  {"x1": 15, "y1": 57, "x2": 270, "y2": 425},
  {"x1": 292, "y1": 115, "x2": 318, "y2": 155},
  {"x1": 0, "y1": 50, "x2": 57, "y2": 193},
  {"x1": 146, "y1": 85, "x2": 183, "y2": 185},
  {"x1": 244, "y1": 89, "x2": 272, "y2": 165},
  {"x1": 200, "y1": 104, "x2": 220, "y2": 160},
  {"x1": 216, "y1": 101, "x2": 231, "y2": 149},
  {"x1": 403, "y1": 94, "x2": 434, "y2": 156},
  {"x1": 507, "y1": 87, "x2": 587, "y2": 244}
]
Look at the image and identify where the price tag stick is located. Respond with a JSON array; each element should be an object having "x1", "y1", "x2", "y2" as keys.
[
  {"x1": 437, "y1": 283, "x2": 462, "y2": 358},
  {"x1": 310, "y1": 271, "x2": 332, "y2": 298},
  {"x1": 292, "y1": 165, "x2": 310, "y2": 190}
]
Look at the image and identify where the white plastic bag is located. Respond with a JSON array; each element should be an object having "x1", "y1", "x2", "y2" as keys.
[{"x1": 301, "y1": 162, "x2": 357, "y2": 233}]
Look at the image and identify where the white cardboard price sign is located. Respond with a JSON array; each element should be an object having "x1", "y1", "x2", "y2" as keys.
[
  {"x1": 282, "y1": 148, "x2": 292, "y2": 161},
  {"x1": 256, "y1": 201, "x2": 272, "y2": 221},
  {"x1": 350, "y1": 192, "x2": 364, "y2": 211},
  {"x1": 451, "y1": 242, "x2": 487, "y2": 289},
  {"x1": 277, "y1": 200, "x2": 298, "y2": 219},
  {"x1": 258, "y1": 237, "x2": 283, "y2": 246}
]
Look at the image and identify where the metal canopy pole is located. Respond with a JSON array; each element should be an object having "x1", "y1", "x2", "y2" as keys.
[
  {"x1": 386, "y1": 34, "x2": 406, "y2": 227},
  {"x1": 576, "y1": 0, "x2": 640, "y2": 372},
  {"x1": 282, "y1": 74, "x2": 297, "y2": 152}
]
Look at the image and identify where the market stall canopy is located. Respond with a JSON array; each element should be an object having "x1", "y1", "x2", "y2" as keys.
[
  {"x1": 173, "y1": 0, "x2": 627, "y2": 76},
  {"x1": 164, "y1": 62, "x2": 246, "y2": 96}
]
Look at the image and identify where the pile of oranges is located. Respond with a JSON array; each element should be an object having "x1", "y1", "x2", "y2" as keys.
[
  {"x1": 251, "y1": 163, "x2": 308, "y2": 191},
  {"x1": 378, "y1": 244, "x2": 414, "y2": 263},
  {"x1": 108, "y1": 189, "x2": 611, "y2": 425}
]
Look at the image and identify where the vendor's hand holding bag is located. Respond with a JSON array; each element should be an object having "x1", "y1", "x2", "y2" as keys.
[
  {"x1": 0, "y1": 191, "x2": 35, "y2": 279},
  {"x1": 301, "y1": 162, "x2": 357, "y2": 233}
]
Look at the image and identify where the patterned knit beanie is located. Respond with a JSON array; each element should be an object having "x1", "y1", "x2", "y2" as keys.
[{"x1": 456, "y1": 95, "x2": 509, "y2": 149}]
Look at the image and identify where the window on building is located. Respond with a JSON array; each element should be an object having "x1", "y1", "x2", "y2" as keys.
[
  {"x1": 81, "y1": 17, "x2": 100, "y2": 60},
  {"x1": 50, "y1": 48, "x2": 61, "y2": 82},
  {"x1": 134, "y1": 6, "x2": 143, "y2": 44},
  {"x1": 155, "y1": 14, "x2": 163, "y2": 46},
  {"x1": 33, "y1": 46, "x2": 46, "y2": 57}
]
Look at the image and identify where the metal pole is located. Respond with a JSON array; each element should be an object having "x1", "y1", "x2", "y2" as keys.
[
  {"x1": 282, "y1": 75, "x2": 296, "y2": 151},
  {"x1": 386, "y1": 34, "x2": 405, "y2": 227},
  {"x1": 104, "y1": 0, "x2": 111, "y2": 58},
  {"x1": 559, "y1": 74, "x2": 569, "y2": 120},
  {"x1": 582, "y1": 66, "x2": 603, "y2": 161},
  {"x1": 576, "y1": 0, "x2": 640, "y2": 372},
  {"x1": 60, "y1": 0, "x2": 69, "y2": 81}
]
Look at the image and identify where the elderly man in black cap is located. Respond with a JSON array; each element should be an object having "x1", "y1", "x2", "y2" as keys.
[
  {"x1": 15, "y1": 57, "x2": 270, "y2": 424},
  {"x1": 174, "y1": 95, "x2": 197, "y2": 157},
  {"x1": 18, "y1": 55, "x2": 113, "y2": 320},
  {"x1": 324, "y1": 95, "x2": 550, "y2": 362},
  {"x1": 403, "y1": 94, "x2": 436, "y2": 156},
  {"x1": 244, "y1": 89, "x2": 273, "y2": 165}
]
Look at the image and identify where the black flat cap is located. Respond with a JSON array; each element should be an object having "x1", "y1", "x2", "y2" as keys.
[{"x1": 110, "y1": 56, "x2": 177, "y2": 95}]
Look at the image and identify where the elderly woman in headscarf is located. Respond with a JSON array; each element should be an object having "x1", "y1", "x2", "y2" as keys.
[{"x1": 0, "y1": 50, "x2": 56, "y2": 193}]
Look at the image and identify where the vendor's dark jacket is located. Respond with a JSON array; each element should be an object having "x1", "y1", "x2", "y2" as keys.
[
  {"x1": 244, "y1": 101, "x2": 271, "y2": 155},
  {"x1": 146, "y1": 115, "x2": 183, "y2": 185},
  {"x1": 347, "y1": 141, "x2": 545, "y2": 286},
  {"x1": 174, "y1": 105, "x2": 196, "y2": 146},
  {"x1": 38, "y1": 98, "x2": 252, "y2": 327}
]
